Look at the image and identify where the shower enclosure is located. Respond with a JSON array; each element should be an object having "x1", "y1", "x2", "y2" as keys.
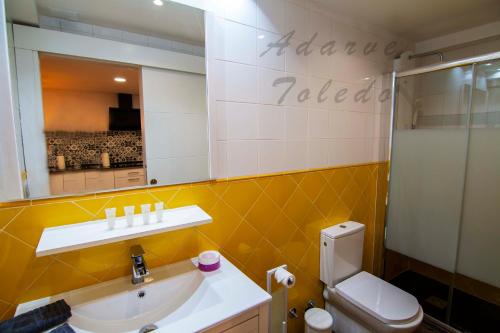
[{"x1": 385, "y1": 52, "x2": 500, "y2": 332}]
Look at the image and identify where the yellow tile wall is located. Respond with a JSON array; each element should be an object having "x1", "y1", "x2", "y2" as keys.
[{"x1": 0, "y1": 162, "x2": 388, "y2": 332}]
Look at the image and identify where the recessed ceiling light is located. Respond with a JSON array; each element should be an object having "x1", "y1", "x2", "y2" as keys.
[
  {"x1": 153, "y1": 0, "x2": 164, "y2": 6},
  {"x1": 257, "y1": 34, "x2": 265, "y2": 39},
  {"x1": 114, "y1": 77, "x2": 126, "y2": 83},
  {"x1": 485, "y1": 63, "x2": 492, "y2": 66}
]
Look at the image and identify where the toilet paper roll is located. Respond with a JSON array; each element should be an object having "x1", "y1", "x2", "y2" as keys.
[{"x1": 274, "y1": 267, "x2": 296, "y2": 288}]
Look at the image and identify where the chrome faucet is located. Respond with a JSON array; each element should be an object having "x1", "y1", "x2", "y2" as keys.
[{"x1": 131, "y1": 245, "x2": 150, "y2": 284}]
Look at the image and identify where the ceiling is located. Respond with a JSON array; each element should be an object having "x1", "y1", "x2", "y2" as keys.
[
  {"x1": 317, "y1": 0, "x2": 500, "y2": 41},
  {"x1": 39, "y1": 53, "x2": 140, "y2": 94},
  {"x1": 6, "y1": 0, "x2": 499, "y2": 45},
  {"x1": 7, "y1": 0, "x2": 205, "y2": 45}
]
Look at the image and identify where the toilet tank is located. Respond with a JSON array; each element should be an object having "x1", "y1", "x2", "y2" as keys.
[{"x1": 320, "y1": 221, "x2": 365, "y2": 287}]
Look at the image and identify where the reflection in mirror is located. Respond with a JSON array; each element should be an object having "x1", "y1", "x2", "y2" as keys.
[
  {"x1": 5, "y1": 0, "x2": 208, "y2": 199},
  {"x1": 41, "y1": 54, "x2": 145, "y2": 195}
]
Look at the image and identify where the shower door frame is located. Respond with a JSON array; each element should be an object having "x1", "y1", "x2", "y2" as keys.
[{"x1": 384, "y1": 50, "x2": 500, "y2": 325}]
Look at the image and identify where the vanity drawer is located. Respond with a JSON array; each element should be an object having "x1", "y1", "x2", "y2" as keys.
[
  {"x1": 62, "y1": 172, "x2": 85, "y2": 193},
  {"x1": 114, "y1": 168, "x2": 144, "y2": 178},
  {"x1": 115, "y1": 175, "x2": 146, "y2": 188},
  {"x1": 202, "y1": 307, "x2": 261, "y2": 333},
  {"x1": 85, "y1": 170, "x2": 106, "y2": 179},
  {"x1": 85, "y1": 171, "x2": 115, "y2": 191},
  {"x1": 223, "y1": 317, "x2": 258, "y2": 333}
]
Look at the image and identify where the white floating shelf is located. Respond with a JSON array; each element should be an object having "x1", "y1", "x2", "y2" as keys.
[{"x1": 36, "y1": 205, "x2": 212, "y2": 257}]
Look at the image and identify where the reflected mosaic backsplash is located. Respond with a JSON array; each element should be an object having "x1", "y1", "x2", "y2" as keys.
[{"x1": 45, "y1": 131, "x2": 143, "y2": 169}]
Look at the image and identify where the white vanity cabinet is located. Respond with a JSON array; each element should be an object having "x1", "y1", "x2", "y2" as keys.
[
  {"x1": 15, "y1": 256, "x2": 271, "y2": 333},
  {"x1": 49, "y1": 168, "x2": 145, "y2": 195}
]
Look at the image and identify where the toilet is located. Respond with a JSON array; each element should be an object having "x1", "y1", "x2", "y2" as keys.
[{"x1": 320, "y1": 221, "x2": 423, "y2": 333}]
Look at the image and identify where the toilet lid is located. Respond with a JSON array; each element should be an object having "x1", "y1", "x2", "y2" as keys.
[
  {"x1": 335, "y1": 271, "x2": 420, "y2": 324},
  {"x1": 305, "y1": 308, "x2": 333, "y2": 330}
]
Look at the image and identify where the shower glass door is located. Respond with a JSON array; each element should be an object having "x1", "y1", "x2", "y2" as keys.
[
  {"x1": 385, "y1": 56, "x2": 500, "y2": 332},
  {"x1": 385, "y1": 65, "x2": 473, "y2": 322},
  {"x1": 452, "y1": 59, "x2": 500, "y2": 331}
]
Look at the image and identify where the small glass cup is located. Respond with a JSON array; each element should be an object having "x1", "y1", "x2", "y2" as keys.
[
  {"x1": 141, "y1": 203, "x2": 151, "y2": 225},
  {"x1": 124, "y1": 206, "x2": 135, "y2": 227},
  {"x1": 155, "y1": 202, "x2": 164, "y2": 222},
  {"x1": 105, "y1": 207, "x2": 116, "y2": 230}
]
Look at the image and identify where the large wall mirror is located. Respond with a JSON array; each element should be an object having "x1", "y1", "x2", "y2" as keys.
[{"x1": 3, "y1": 0, "x2": 209, "y2": 200}]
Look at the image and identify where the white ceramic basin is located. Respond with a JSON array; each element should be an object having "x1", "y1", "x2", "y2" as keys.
[{"x1": 16, "y1": 256, "x2": 271, "y2": 333}]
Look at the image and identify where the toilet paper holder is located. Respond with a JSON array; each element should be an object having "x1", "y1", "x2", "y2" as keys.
[{"x1": 266, "y1": 265, "x2": 295, "y2": 333}]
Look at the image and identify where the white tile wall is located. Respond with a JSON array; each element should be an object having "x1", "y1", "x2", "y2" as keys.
[
  {"x1": 227, "y1": 140, "x2": 259, "y2": 177},
  {"x1": 285, "y1": 1, "x2": 309, "y2": 41},
  {"x1": 308, "y1": 10, "x2": 332, "y2": 46},
  {"x1": 259, "y1": 140, "x2": 286, "y2": 173},
  {"x1": 215, "y1": 18, "x2": 257, "y2": 65},
  {"x1": 215, "y1": 61, "x2": 258, "y2": 102},
  {"x1": 286, "y1": 140, "x2": 308, "y2": 170},
  {"x1": 257, "y1": 30, "x2": 285, "y2": 70},
  {"x1": 257, "y1": 0, "x2": 285, "y2": 34},
  {"x1": 285, "y1": 106, "x2": 308, "y2": 139},
  {"x1": 224, "y1": 102, "x2": 259, "y2": 140},
  {"x1": 204, "y1": 0, "x2": 408, "y2": 178},
  {"x1": 259, "y1": 105, "x2": 286, "y2": 139},
  {"x1": 223, "y1": 0, "x2": 258, "y2": 26}
]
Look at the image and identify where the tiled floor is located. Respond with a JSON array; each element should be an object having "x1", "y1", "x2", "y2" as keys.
[
  {"x1": 391, "y1": 271, "x2": 500, "y2": 333},
  {"x1": 416, "y1": 315, "x2": 461, "y2": 333}
]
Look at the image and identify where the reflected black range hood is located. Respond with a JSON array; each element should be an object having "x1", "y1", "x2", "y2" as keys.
[{"x1": 109, "y1": 93, "x2": 141, "y2": 131}]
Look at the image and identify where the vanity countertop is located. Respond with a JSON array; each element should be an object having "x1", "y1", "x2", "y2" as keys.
[
  {"x1": 16, "y1": 255, "x2": 272, "y2": 333},
  {"x1": 49, "y1": 164, "x2": 144, "y2": 174}
]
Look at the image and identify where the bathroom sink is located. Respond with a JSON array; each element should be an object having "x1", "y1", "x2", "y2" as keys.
[{"x1": 16, "y1": 256, "x2": 271, "y2": 333}]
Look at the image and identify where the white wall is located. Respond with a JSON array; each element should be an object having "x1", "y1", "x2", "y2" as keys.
[
  {"x1": 415, "y1": 20, "x2": 500, "y2": 55},
  {"x1": 195, "y1": 0, "x2": 409, "y2": 178},
  {"x1": 141, "y1": 67, "x2": 209, "y2": 186},
  {"x1": 13, "y1": 24, "x2": 205, "y2": 76},
  {"x1": 15, "y1": 49, "x2": 50, "y2": 197},
  {"x1": 0, "y1": 2, "x2": 23, "y2": 201},
  {"x1": 43, "y1": 89, "x2": 140, "y2": 132},
  {"x1": 38, "y1": 15, "x2": 205, "y2": 58}
]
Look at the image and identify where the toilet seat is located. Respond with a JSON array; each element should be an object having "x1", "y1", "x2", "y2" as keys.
[{"x1": 335, "y1": 271, "x2": 420, "y2": 324}]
